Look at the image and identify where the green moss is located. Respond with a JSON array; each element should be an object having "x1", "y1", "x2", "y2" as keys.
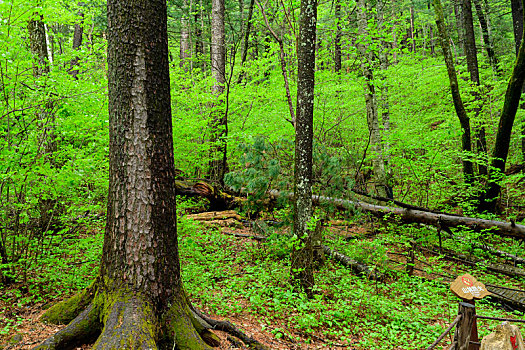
[
  {"x1": 40, "y1": 281, "x2": 96, "y2": 325},
  {"x1": 162, "y1": 300, "x2": 213, "y2": 350}
]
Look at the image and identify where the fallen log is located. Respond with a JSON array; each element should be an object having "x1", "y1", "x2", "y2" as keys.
[
  {"x1": 416, "y1": 245, "x2": 525, "y2": 279},
  {"x1": 266, "y1": 190, "x2": 525, "y2": 240},
  {"x1": 427, "y1": 225, "x2": 525, "y2": 266},
  {"x1": 175, "y1": 180, "x2": 243, "y2": 211}
]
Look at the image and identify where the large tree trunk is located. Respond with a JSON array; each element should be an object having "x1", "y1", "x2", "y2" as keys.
[
  {"x1": 357, "y1": 0, "x2": 388, "y2": 198},
  {"x1": 432, "y1": 0, "x2": 474, "y2": 182},
  {"x1": 480, "y1": 0, "x2": 525, "y2": 213},
  {"x1": 208, "y1": 0, "x2": 228, "y2": 185},
  {"x1": 33, "y1": 1, "x2": 218, "y2": 348},
  {"x1": 291, "y1": 0, "x2": 317, "y2": 296}
]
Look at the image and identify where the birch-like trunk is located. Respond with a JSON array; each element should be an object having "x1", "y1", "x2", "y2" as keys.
[{"x1": 291, "y1": 0, "x2": 317, "y2": 296}]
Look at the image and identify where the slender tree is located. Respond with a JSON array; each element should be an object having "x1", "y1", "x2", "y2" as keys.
[
  {"x1": 473, "y1": 0, "x2": 500, "y2": 75},
  {"x1": 511, "y1": 0, "x2": 525, "y2": 161},
  {"x1": 463, "y1": 0, "x2": 487, "y2": 176},
  {"x1": 334, "y1": 0, "x2": 342, "y2": 73},
  {"x1": 291, "y1": 0, "x2": 317, "y2": 296},
  {"x1": 33, "y1": 1, "x2": 219, "y2": 348},
  {"x1": 480, "y1": 0, "x2": 525, "y2": 213},
  {"x1": 208, "y1": 0, "x2": 228, "y2": 185},
  {"x1": 69, "y1": 4, "x2": 84, "y2": 79},
  {"x1": 180, "y1": 0, "x2": 192, "y2": 72},
  {"x1": 237, "y1": 0, "x2": 255, "y2": 83},
  {"x1": 432, "y1": 0, "x2": 474, "y2": 182},
  {"x1": 357, "y1": 0, "x2": 388, "y2": 198}
]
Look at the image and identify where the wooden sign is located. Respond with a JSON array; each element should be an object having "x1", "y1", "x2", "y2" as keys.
[{"x1": 450, "y1": 274, "x2": 491, "y2": 300}]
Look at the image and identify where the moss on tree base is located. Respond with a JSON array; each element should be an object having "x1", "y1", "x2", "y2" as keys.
[{"x1": 34, "y1": 279, "x2": 215, "y2": 350}]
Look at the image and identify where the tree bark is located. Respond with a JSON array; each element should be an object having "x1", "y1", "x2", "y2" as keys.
[
  {"x1": 291, "y1": 0, "x2": 317, "y2": 296},
  {"x1": 511, "y1": 0, "x2": 525, "y2": 162},
  {"x1": 194, "y1": 1, "x2": 205, "y2": 70},
  {"x1": 357, "y1": 0, "x2": 388, "y2": 198},
  {"x1": 180, "y1": 0, "x2": 192, "y2": 72},
  {"x1": 267, "y1": 189, "x2": 525, "y2": 240},
  {"x1": 480, "y1": 0, "x2": 525, "y2": 213},
  {"x1": 432, "y1": 0, "x2": 474, "y2": 182},
  {"x1": 69, "y1": 5, "x2": 84, "y2": 80},
  {"x1": 33, "y1": 1, "x2": 218, "y2": 348},
  {"x1": 454, "y1": 0, "x2": 465, "y2": 56},
  {"x1": 463, "y1": 0, "x2": 487, "y2": 176},
  {"x1": 209, "y1": 0, "x2": 228, "y2": 185},
  {"x1": 334, "y1": 0, "x2": 342, "y2": 73},
  {"x1": 237, "y1": 0, "x2": 255, "y2": 83},
  {"x1": 473, "y1": 0, "x2": 500, "y2": 75}
]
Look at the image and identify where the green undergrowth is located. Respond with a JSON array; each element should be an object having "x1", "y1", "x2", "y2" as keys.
[
  {"x1": 0, "y1": 229, "x2": 104, "y2": 336},
  {"x1": 179, "y1": 214, "x2": 524, "y2": 350}
]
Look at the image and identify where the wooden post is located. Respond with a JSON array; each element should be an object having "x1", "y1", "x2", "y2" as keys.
[
  {"x1": 468, "y1": 299, "x2": 480, "y2": 350},
  {"x1": 454, "y1": 302, "x2": 476, "y2": 350}
]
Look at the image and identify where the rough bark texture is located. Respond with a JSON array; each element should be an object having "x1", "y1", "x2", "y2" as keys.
[
  {"x1": 357, "y1": 0, "x2": 388, "y2": 198},
  {"x1": 480, "y1": 0, "x2": 525, "y2": 213},
  {"x1": 208, "y1": 0, "x2": 228, "y2": 185},
  {"x1": 33, "y1": 1, "x2": 217, "y2": 348},
  {"x1": 432, "y1": 0, "x2": 474, "y2": 182},
  {"x1": 291, "y1": 0, "x2": 317, "y2": 296}
]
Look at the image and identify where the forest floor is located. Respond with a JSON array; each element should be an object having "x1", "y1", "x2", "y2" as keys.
[{"x1": 1, "y1": 203, "x2": 524, "y2": 350}]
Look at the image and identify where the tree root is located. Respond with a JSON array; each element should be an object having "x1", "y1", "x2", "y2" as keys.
[
  {"x1": 34, "y1": 285, "x2": 216, "y2": 350},
  {"x1": 191, "y1": 308, "x2": 269, "y2": 350}
]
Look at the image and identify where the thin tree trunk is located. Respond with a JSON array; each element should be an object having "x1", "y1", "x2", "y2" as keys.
[
  {"x1": 473, "y1": 0, "x2": 500, "y2": 75},
  {"x1": 69, "y1": 5, "x2": 84, "y2": 79},
  {"x1": 463, "y1": 0, "x2": 487, "y2": 176},
  {"x1": 409, "y1": 6, "x2": 416, "y2": 53},
  {"x1": 480, "y1": 0, "x2": 525, "y2": 213},
  {"x1": 180, "y1": 0, "x2": 192, "y2": 72},
  {"x1": 511, "y1": 0, "x2": 525, "y2": 161},
  {"x1": 195, "y1": 0, "x2": 205, "y2": 71},
  {"x1": 256, "y1": 0, "x2": 295, "y2": 127},
  {"x1": 432, "y1": 0, "x2": 474, "y2": 183},
  {"x1": 377, "y1": 0, "x2": 393, "y2": 199},
  {"x1": 291, "y1": 0, "x2": 317, "y2": 296},
  {"x1": 334, "y1": 0, "x2": 342, "y2": 73},
  {"x1": 357, "y1": 0, "x2": 388, "y2": 198},
  {"x1": 454, "y1": 0, "x2": 465, "y2": 56},
  {"x1": 209, "y1": 0, "x2": 228, "y2": 185},
  {"x1": 237, "y1": 0, "x2": 255, "y2": 83}
]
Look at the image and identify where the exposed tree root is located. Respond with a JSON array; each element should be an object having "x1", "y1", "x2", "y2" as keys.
[
  {"x1": 34, "y1": 283, "x2": 216, "y2": 350},
  {"x1": 191, "y1": 308, "x2": 269, "y2": 350}
]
